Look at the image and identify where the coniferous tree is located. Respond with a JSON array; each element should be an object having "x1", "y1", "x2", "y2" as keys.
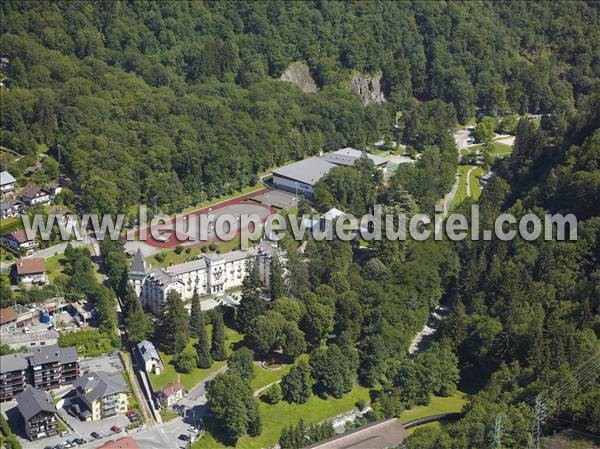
[
  {"x1": 281, "y1": 359, "x2": 313, "y2": 404},
  {"x1": 125, "y1": 293, "x2": 154, "y2": 343},
  {"x1": 270, "y1": 256, "x2": 286, "y2": 300},
  {"x1": 195, "y1": 302, "x2": 212, "y2": 369},
  {"x1": 211, "y1": 312, "x2": 228, "y2": 361},
  {"x1": 190, "y1": 288, "x2": 202, "y2": 335},
  {"x1": 236, "y1": 288, "x2": 265, "y2": 332},
  {"x1": 228, "y1": 347, "x2": 255, "y2": 380},
  {"x1": 158, "y1": 291, "x2": 189, "y2": 354}
]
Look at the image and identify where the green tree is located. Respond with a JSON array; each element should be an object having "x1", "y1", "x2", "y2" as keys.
[
  {"x1": 207, "y1": 371, "x2": 261, "y2": 444},
  {"x1": 228, "y1": 348, "x2": 255, "y2": 381},
  {"x1": 189, "y1": 289, "x2": 202, "y2": 335},
  {"x1": 195, "y1": 304, "x2": 212, "y2": 369},
  {"x1": 158, "y1": 291, "x2": 189, "y2": 354},
  {"x1": 173, "y1": 351, "x2": 197, "y2": 373},
  {"x1": 263, "y1": 383, "x2": 283, "y2": 404},
  {"x1": 210, "y1": 312, "x2": 228, "y2": 361},
  {"x1": 281, "y1": 359, "x2": 313, "y2": 404},
  {"x1": 270, "y1": 256, "x2": 286, "y2": 300},
  {"x1": 310, "y1": 345, "x2": 355, "y2": 398}
]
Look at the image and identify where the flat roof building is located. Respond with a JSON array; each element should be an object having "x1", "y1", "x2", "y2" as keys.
[{"x1": 272, "y1": 157, "x2": 337, "y2": 195}]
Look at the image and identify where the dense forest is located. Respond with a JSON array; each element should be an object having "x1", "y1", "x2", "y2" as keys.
[
  {"x1": 1, "y1": 1, "x2": 598, "y2": 215},
  {"x1": 407, "y1": 94, "x2": 600, "y2": 448}
]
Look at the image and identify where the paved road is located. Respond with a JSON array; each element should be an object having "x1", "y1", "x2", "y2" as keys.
[{"x1": 25, "y1": 237, "x2": 91, "y2": 259}]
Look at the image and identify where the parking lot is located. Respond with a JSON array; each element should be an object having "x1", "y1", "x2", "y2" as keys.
[{"x1": 79, "y1": 353, "x2": 124, "y2": 376}]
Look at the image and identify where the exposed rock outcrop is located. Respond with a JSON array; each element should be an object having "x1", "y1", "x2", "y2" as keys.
[
  {"x1": 280, "y1": 62, "x2": 318, "y2": 93},
  {"x1": 349, "y1": 73, "x2": 385, "y2": 105}
]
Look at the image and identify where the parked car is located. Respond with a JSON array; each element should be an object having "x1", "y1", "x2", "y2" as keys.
[
  {"x1": 125, "y1": 410, "x2": 135, "y2": 417},
  {"x1": 54, "y1": 444, "x2": 65, "y2": 449},
  {"x1": 111, "y1": 425, "x2": 122, "y2": 433},
  {"x1": 44, "y1": 446, "x2": 54, "y2": 449},
  {"x1": 178, "y1": 434, "x2": 190, "y2": 442},
  {"x1": 91, "y1": 432, "x2": 101, "y2": 439},
  {"x1": 74, "y1": 438, "x2": 85, "y2": 445},
  {"x1": 129, "y1": 413, "x2": 141, "y2": 422},
  {"x1": 62, "y1": 442, "x2": 72, "y2": 448},
  {"x1": 60, "y1": 430, "x2": 70, "y2": 437},
  {"x1": 188, "y1": 426, "x2": 198, "y2": 433}
]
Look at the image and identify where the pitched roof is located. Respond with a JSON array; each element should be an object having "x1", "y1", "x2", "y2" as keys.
[
  {"x1": 272, "y1": 157, "x2": 336, "y2": 186},
  {"x1": 15, "y1": 258, "x2": 45, "y2": 275},
  {"x1": 3, "y1": 229, "x2": 32, "y2": 243},
  {"x1": 0, "y1": 198, "x2": 21, "y2": 210},
  {"x1": 28, "y1": 344, "x2": 78, "y2": 366},
  {"x1": 138, "y1": 340, "x2": 161, "y2": 364},
  {"x1": 130, "y1": 248, "x2": 147, "y2": 274},
  {"x1": 16, "y1": 386, "x2": 57, "y2": 421},
  {"x1": 0, "y1": 306, "x2": 18, "y2": 326},
  {"x1": 160, "y1": 382, "x2": 182, "y2": 397},
  {"x1": 95, "y1": 436, "x2": 141, "y2": 449},
  {"x1": 0, "y1": 352, "x2": 28, "y2": 373},
  {"x1": 333, "y1": 147, "x2": 388, "y2": 166},
  {"x1": 0, "y1": 170, "x2": 16, "y2": 185},
  {"x1": 74, "y1": 371, "x2": 128, "y2": 402},
  {"x1": 20, "y1": 185, "x2": 48, "y2": 199}
]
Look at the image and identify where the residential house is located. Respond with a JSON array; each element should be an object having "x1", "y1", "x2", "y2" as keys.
[
  {"x1": 137, "y1": 340, "x2": 163, "y2": 375},
  {"x1": 20, "y1": 186, "x2": 51, "y2": 206},
  {"x1": 15, "y1": 258, "x2": 48, "y2": 286},
  {"x1": 0, "y1": 170, "x2": 16, "y2": 197},
  {"x1": 1, "y1": 229, "x2": 39, "y2": 255},
  {"x1": 16, "y1": 386, "x2": 58, "y2": 440},
  {"x1": 0, "y1": 198, "x2": 22, "y2": 218},
  {"x1": 0, "y1": 353, "x2": 28, "y2": 402},
  {"x1": 0, "y1": 304, "x2": 35, "y2": 333},
  {"x1": 157, "y1": 382, "x2": 183, "y2": 408},
  {"x1": 47, "y1": 181, "x2": 62, "y2": 198},
  {"x1": 72, "y1": 371, "x2": 128, "y2": 421},
  {"x1": 28, "y1": 345, "x2": 80, "y2": 390}
]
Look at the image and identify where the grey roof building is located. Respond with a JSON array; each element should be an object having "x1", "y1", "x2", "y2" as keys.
[
  {"x1": 73, "y1": 371, "x2": 127, "y2": 403},
  {"x1": 130, "y1": 248, "x2": 147, "y2": 275},
  {"x1": 273, "y1": 157, "x2": 336, "y2": 187},
  {"x1": 0, "y1": 353, "x2": 29, "y2": 401},
  {"x1": 137, "y1": 340, "x2": 163, "y2": 374},
  {"x1": 16, "y1": 385, "x2": 58, "y2": 440}
]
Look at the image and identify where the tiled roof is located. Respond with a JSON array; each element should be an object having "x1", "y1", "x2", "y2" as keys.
[
  {"x1": 3, "y1": 228, "x2": 32, "y2": 243},
  {"x1": 20, "y1": 185, "x2": 48, "y2": 198},
  {"x1": 0, "y1": 306, "x2": 18, "y2": 325},
  {"x1": 15, "y1": 258, "x2": 45, "y2": 275}
]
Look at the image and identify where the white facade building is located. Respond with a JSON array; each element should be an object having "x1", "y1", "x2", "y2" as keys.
[{"x1": 130, "y1": 241, "x2": 286, "y2": 314}]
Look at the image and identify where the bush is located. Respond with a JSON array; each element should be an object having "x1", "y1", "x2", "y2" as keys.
[
  {"x1": 262, "y1": 383, "x2": 282, "y2": 404},
  {"x1": 154, "y1": 253, "x2": 165, "y2": 263},
  {"x1": 185, "y1": 248, "x2": 191, "y2": 254},
  {"x1": 174, "y1": 245, "x2": 184, "y2": 255},
  {"x1": 201, "y1": 245, "x2": 209, "y2": 253},
  {"x1": 355, "y1": 399, "x2": 366, "y2": 411},
  {"x1": 208, "y1": 242, "x2": 217, "y2": 251},
  {"x1": 173, "y1": 351, "x2": 197, "y2": 373}
]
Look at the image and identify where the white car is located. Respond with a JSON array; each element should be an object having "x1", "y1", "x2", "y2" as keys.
[
  {"x1": 188, "y1": 426, "x2": 199, "y2": 433},
  {"x1": 63, "y1": 442, "x2": 72, "y2": 448}
]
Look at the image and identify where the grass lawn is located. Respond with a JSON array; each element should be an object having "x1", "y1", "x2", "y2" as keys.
[
  {"x1": 405, "y1": 420, "x2": 440, "y2": 436},
  {"x1": 251, "y1": 362, "x2": 292, "y2": 393},
  {"x1": 160, "y1": 409, "x2": 179, "y2": 422},
  {"x1": 45, "y1": 253, "x2": 66, "y2": 282},
  {"x1": 469, "y1": 167, "x2": 485, "y2": 201},
  {"x1": 193, "y1": 385, "x2": 370, "y2": 449},
  {"x1": 399, "y1": 391, "x2": 467, "y2": 425},
  {"x1": 0, "y1": 216, "x2": 22, "y2": 235},
  {"x1": 149, "y1": 246, "x2": 201, "y2": 268},
  {"x1": 451, "y1": 165, "x2": 472, "y2": 210},
  {"x1": 149, "y1": 326, "x2": 243, "y2": 392},
  {"x1": 489, "y1": 141, "x2": 513, "y2": 157}
]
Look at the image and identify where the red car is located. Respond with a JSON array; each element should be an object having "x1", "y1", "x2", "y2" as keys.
[{"x1": 110, "y1": 426, "x2": 122, "y2": 433}]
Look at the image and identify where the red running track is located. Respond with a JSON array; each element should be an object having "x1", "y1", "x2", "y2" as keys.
[{"x1": 129, "y1": 188, "x2": 278, "y2": 249}]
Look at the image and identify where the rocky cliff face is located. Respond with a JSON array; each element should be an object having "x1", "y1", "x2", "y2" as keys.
[
  {"x1": 280, "y1": 62, "x2": 318, "y2": 93},
  {"x1": 349, "y1": 73, "x2": 385, "y2": 105}
]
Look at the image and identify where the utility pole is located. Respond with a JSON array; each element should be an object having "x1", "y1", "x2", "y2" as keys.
[{"x1": 528, "y1": 395, "x2": 541, "y2": 449}]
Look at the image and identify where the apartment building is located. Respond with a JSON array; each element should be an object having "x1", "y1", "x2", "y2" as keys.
[
  {"x1": 0, "y1": 353, "x2": 28, "y2": 401},
  {"x1": 72, "y1": 371, "x2": 128, "y2": 421},
  {"x1": 0, "y1": 345, "x2": 79, "y2": 402},
  {"x1": 16, "y1": 386, "x2": 58, "y2": 440},
  {"x1": 29, "y1": 345, "x2": 80, "y2": 390}
]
